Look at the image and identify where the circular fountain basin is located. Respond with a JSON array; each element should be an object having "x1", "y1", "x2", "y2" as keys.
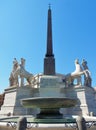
[
  {"x1": 21, "y1": 97, "x2": 77, "y2": 108},
  {"x1": 21, "y1": 97, "x2": 77, "y2": 119}
]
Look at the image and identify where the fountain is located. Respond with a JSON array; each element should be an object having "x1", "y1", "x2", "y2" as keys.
[
  {"x1": 21, "y1": 6, "x2": 77, "y2": 122},
  {"x1": 21, "y1": 97, "x2": 77, "y2": 119},
  {"x1": 21, "y1": 75, "x2": 77, "y2": 124},
  {"x1": 0, "y1": 6, "x2": 96, "y2": 130}
]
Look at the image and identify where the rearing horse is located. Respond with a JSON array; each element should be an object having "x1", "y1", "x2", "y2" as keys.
[
  {"x1": 65, "y1": 59, "x2": 84, "y2": 86},
  {"x1": 13, "y1": 64, "x2": 34, "y2": 85}
]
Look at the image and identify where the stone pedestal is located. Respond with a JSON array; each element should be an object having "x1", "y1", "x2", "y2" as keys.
[
  {"x1": 39, "y1": 75, "x2": 65, "y2": 97},
  {"x1": 0, "y1": 86, "x2": 37, "y2": 116},
  {"x1": 0, "y1": 87, "x2": 17, "y2": 116},
  {"x1": 63, "y1": 86, "x2": 96, "y2": 116}
]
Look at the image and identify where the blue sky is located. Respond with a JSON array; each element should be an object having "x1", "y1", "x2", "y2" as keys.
[{"x1": 0, "y1": 0, "x2": 96, "y2": 92}]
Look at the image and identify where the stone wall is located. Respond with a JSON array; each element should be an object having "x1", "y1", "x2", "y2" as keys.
[
  {"x1": 62, "y1": 86, "x2": 96, "y2": 116},
  {"x1": 0, "y1": 86, "x2": 39, "y2": 116}
]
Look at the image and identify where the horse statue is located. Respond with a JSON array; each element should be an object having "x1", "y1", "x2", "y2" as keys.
[
  {"x1": 65, "y1": 59, "x2": 84, "y2": 86},
  {"x1": 9, "y1": 58, "x2": 34, "y2": 87},
  {"x1": 65, "y1": 59, "x2": 92, "y2": 87}
]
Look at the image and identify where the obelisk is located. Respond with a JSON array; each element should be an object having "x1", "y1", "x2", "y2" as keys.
[{"x1": 44, "y1": 6, "x2": 55, "y2": 75}]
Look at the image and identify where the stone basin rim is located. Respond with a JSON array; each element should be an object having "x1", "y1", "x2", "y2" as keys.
[
  {"x1": 21, "y1": 97, "x2": 77, "y2": 108},
  {"x1": 21, "y1": 97, "x2": 76, "y2": 100}
]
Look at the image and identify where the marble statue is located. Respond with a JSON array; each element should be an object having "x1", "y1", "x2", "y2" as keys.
[
  {"x1": 82, "y1": 59, "x2": 92, "y2": 87},
  {"x1": 65, "y1": 59, "x2": 92, "y2": 87},
  {"x1": 65, "y1": 59, "x2": 84, "y2": 86},
  {"x1": 9, "y1": 58, "x2": 34, "y2": 87},
  {"x1": 71, "y1": 59, "x2": 83, "y2": 76},
  {"x1": 9, "y1": 58, "x2": 19, "y2": 86},
  {"x1": 19, "y1": 58, "x2": 25, "y2": 86},
  {"x1": 71, "y1": 59, "x2": 83, "y2": 85},
  {"x1": 13, "y1": 58, "x2": 34, "y2": 86}
]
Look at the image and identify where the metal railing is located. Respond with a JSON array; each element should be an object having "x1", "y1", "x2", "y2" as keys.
[{"x1": 0, "y1": 116, "x2": 96, "y2": 130}]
